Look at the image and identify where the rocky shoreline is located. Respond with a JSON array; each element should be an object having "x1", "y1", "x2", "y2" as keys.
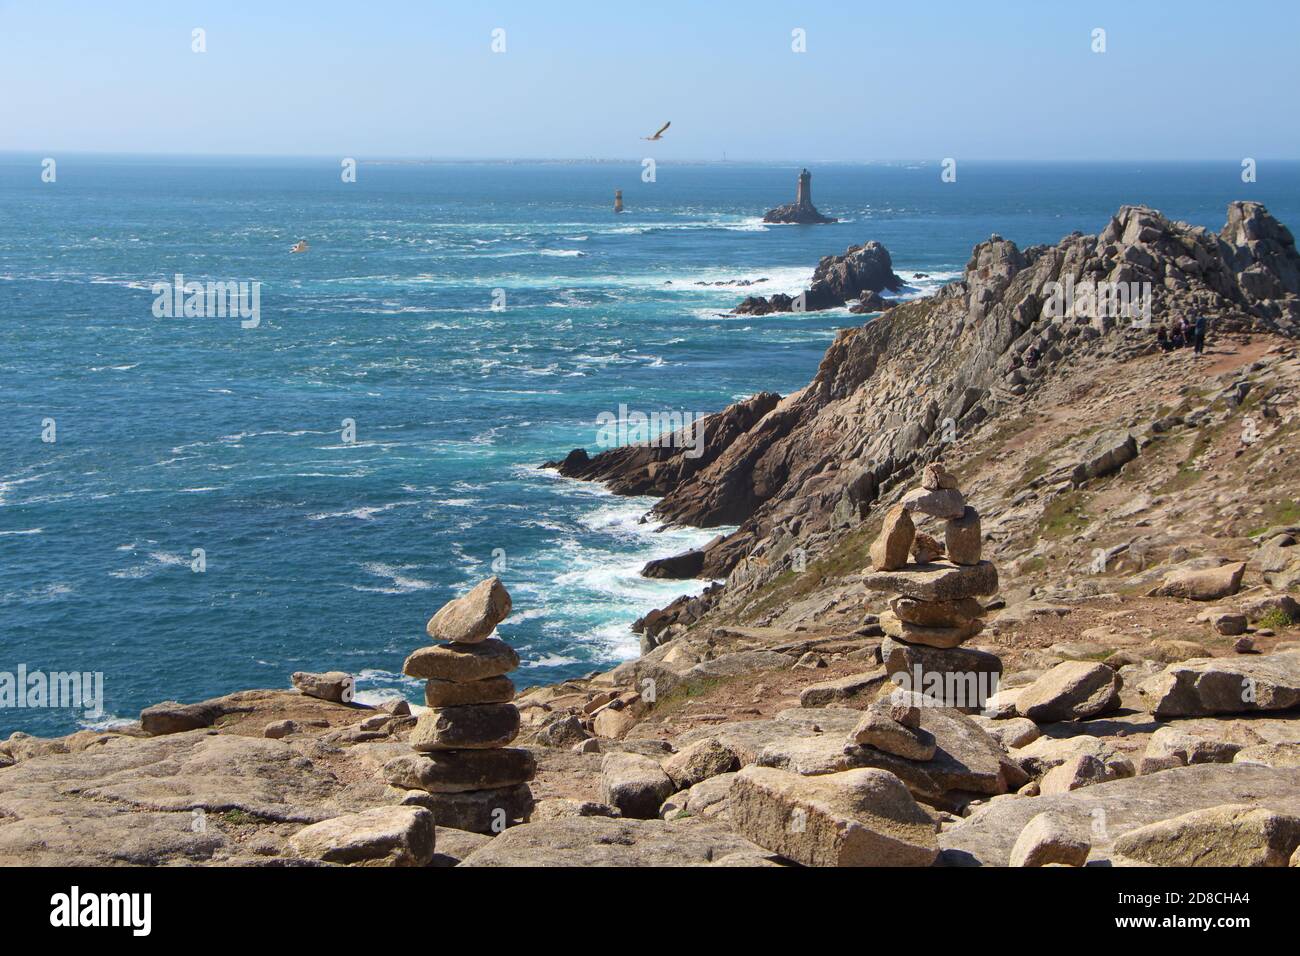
[{"x1": 4, "y1": 201, "x2": 1300, "y2": 867}]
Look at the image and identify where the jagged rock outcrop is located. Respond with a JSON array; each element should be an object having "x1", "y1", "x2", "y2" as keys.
[
  {"x1": 736, "y1": 241, "x2": 904, "y2": 315},
  {"x1": 545, "y1": 391, "x2": 781, "y2": 528},
  {"x1": 762, "y1": 168, "x2": 836, "y2": 225},
  {"x1": 547, "y1": 203, "x2": 1300, "y2": 630}
]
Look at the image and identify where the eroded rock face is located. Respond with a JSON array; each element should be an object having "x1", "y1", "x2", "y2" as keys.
[
  {"x1": 290, "y1": 671, "x2": 355, "y2": 704},
  {"x1": 1140, "y1": 725, "x2": 1243, "y2": 774},
  {"x1": 806, "y1": 241, "x2": 904, "y2": 305},
  {"x1": 1009, "y1": 813, "x2": 1090, "y2": 867},
  {"x1": 1015, "y1": 661, "x2": 1122, "y2": 723},
  {"x1": 1138, "y1": 654, "x2": 1300, "y2": 718},
  {"x1": 1147, "y1": 561, "x2": 1246, "y2": 601},
  {"x1": 458, "y1": 816, "x2": 772, "y2": 867},
  {"x1": 1070, "y1": 430, "x2": 1138, "y2": 487},
  {"x1": 599, "y1": 752, "x2": 675, "y2": 820},
  {"x1": 939, "y1": 763, "x2": 1300, "y2": 866},
  {"x1": 737, "y1": 242, "x2": 905, "y2": 316},
  {"x1": 140, "y1": 699, "x2": 232, "y2": 736},
  {"x1": 399, "y1": 784, "x2": 534, "y2": 834},
  {"x1": 849, "y1": 711, "x2": 937, "y2": 762},
  {"x1": 287, "y1": 806, "x2": 435, "y2": 867},
  {"x1": 1112, "y1": 804, "x2": 1300, "y2": 867},
  {"x1": 729, "y1": 766, "x2": 939, "y2": 867},
  {"x1": 662, "y1": 739, "x2": 739, "y2": 790},
  {"x1": 546, "y1": 391, "x2": 783, "y2": 532},
  {"x1": 641, "y1": 547, "x2": 707, "y2": 579},
  {"x1": 0, "y1": 726, "x2": 347, "y2": 865}
]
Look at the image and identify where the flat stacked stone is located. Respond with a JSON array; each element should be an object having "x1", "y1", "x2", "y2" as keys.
[
  {"x1": 383, "y1": 577, "x2": 535, "y2": 834},
  {"x1": 862, "y1": 463, "x2": 1000, "y2": 712}
]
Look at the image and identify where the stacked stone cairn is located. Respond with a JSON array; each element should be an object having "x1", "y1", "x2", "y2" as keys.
[
  {"x1": 859, "y1": 462, "x2": 1003, "y2": 725},
  {"x1": 382, "y1": 576, "x2": 536, "y2": 834}
]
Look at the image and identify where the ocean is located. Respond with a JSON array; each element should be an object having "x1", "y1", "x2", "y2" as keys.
[{"x1": 3, "y1": 156, "x2": 1299, "y2": 735}]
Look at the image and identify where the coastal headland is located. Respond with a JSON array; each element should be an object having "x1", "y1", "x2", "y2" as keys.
[{"x1": 4, "y1": 201, "x2": 1300, "y2": 867}]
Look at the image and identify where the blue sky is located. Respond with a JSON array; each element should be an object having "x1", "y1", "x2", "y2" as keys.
[{"x1": 2, "y1": 0, "x2": 1297, "y2": 160}]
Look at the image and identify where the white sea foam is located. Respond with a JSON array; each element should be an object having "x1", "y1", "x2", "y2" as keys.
[
  {"x1": 1, "y1": 582, "x2": 74, "y2": 605},
  {"x1": 109, "y1": 566, "x2": 150, "y2": 580},
  {"x1": 307, "y1": 502, "x2": 404, "y2": 521},
  {"x1": 78, "y1": 713, "x2": 135, "y2": 732},
  {"x1": 351, "y1": 562, "x2": 434, "y2": 595},
  {"x1": 526, "y1": 652, "x2": 581, "y2": 667},
  {"x1": 0, "y1": 473, "x2": 47, "y2": 506},
  {"x1": 154, "y1": 550, "x2": 189, "y2": 564}
]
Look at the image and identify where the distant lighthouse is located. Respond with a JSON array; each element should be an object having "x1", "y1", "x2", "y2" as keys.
[
  {"x1": 762, "y1": 167, "x2": 836, "y2": 224},
  {"x1": 614, "y1": 189, "x2": 624, "y2": 214}
]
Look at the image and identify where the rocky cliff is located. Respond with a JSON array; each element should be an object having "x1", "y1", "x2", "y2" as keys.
[{"x1": 552, "y1": 202, "x2": 1300, "y2": 607}]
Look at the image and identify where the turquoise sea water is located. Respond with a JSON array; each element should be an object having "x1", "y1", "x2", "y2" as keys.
[{"x1": 3, "y1": 157, "x2": 1299, "y2": 735}]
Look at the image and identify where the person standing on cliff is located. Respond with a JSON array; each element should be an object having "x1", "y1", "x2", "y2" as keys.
[{"x1": 1193, "y1": 313, "x2": 1208, "y2": 355}]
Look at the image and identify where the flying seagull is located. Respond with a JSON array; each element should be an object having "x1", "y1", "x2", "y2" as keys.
[
  {"x1": 642, "y1": 121, "x2": 671, "y2": 141},
  {"x1": 290, "y1": 240, "x2": 309, "y2": 254}
]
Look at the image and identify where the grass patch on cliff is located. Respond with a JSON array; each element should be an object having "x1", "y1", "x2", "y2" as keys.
[
  {"x1": 1039, "y1": 491, "x2": 1089, "y2": 540},
  {"x1": 651, "y1": 676, "x2": 729, "y2": 717},
  {"x1": 1246, "y1": 500, "x2": 1300, "y2": 538},
  {"x1": 217, "y1": 810, "x2": 263, "y2": 826},
  {"x1": 1159, "y1": 463, "x2": 1205, "y2": 494},
  {"x1": 956, "y1": 414, "x2": 1040, "y2": 481},
  {"x1": 1012, "y1": 423, "x2": 1111, "y2": 490},
  {"x1": 1258, "y1": 607, "x2": 1295, "y2": 630},
  {"x1": 1016, "y1": 452, "x2": 1052, "y2": 487},
  {"x1": 1156, "y1": 426, "x2": 1217, "y2": 495},
  {"x1": 733, "y1": 521, "x2": 877, "y2": 625}
]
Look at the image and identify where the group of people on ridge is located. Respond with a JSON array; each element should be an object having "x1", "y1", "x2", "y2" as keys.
[{"x1": 1156, "y1": 314, "x2": 1208, "y2": 355}]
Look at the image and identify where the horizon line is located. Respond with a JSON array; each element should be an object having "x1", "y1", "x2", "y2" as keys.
[{"x1": 2, "y1": 150, "x2": 1298, "y2": 166}]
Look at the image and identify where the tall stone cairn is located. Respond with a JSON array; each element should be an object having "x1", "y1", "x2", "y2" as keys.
[
  {"x1": 861, "y1": 463, "x2": 1003, "y2": 713},
  {"x1": 381, "y1": 576, "x2": 536, "y2": 834}
]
